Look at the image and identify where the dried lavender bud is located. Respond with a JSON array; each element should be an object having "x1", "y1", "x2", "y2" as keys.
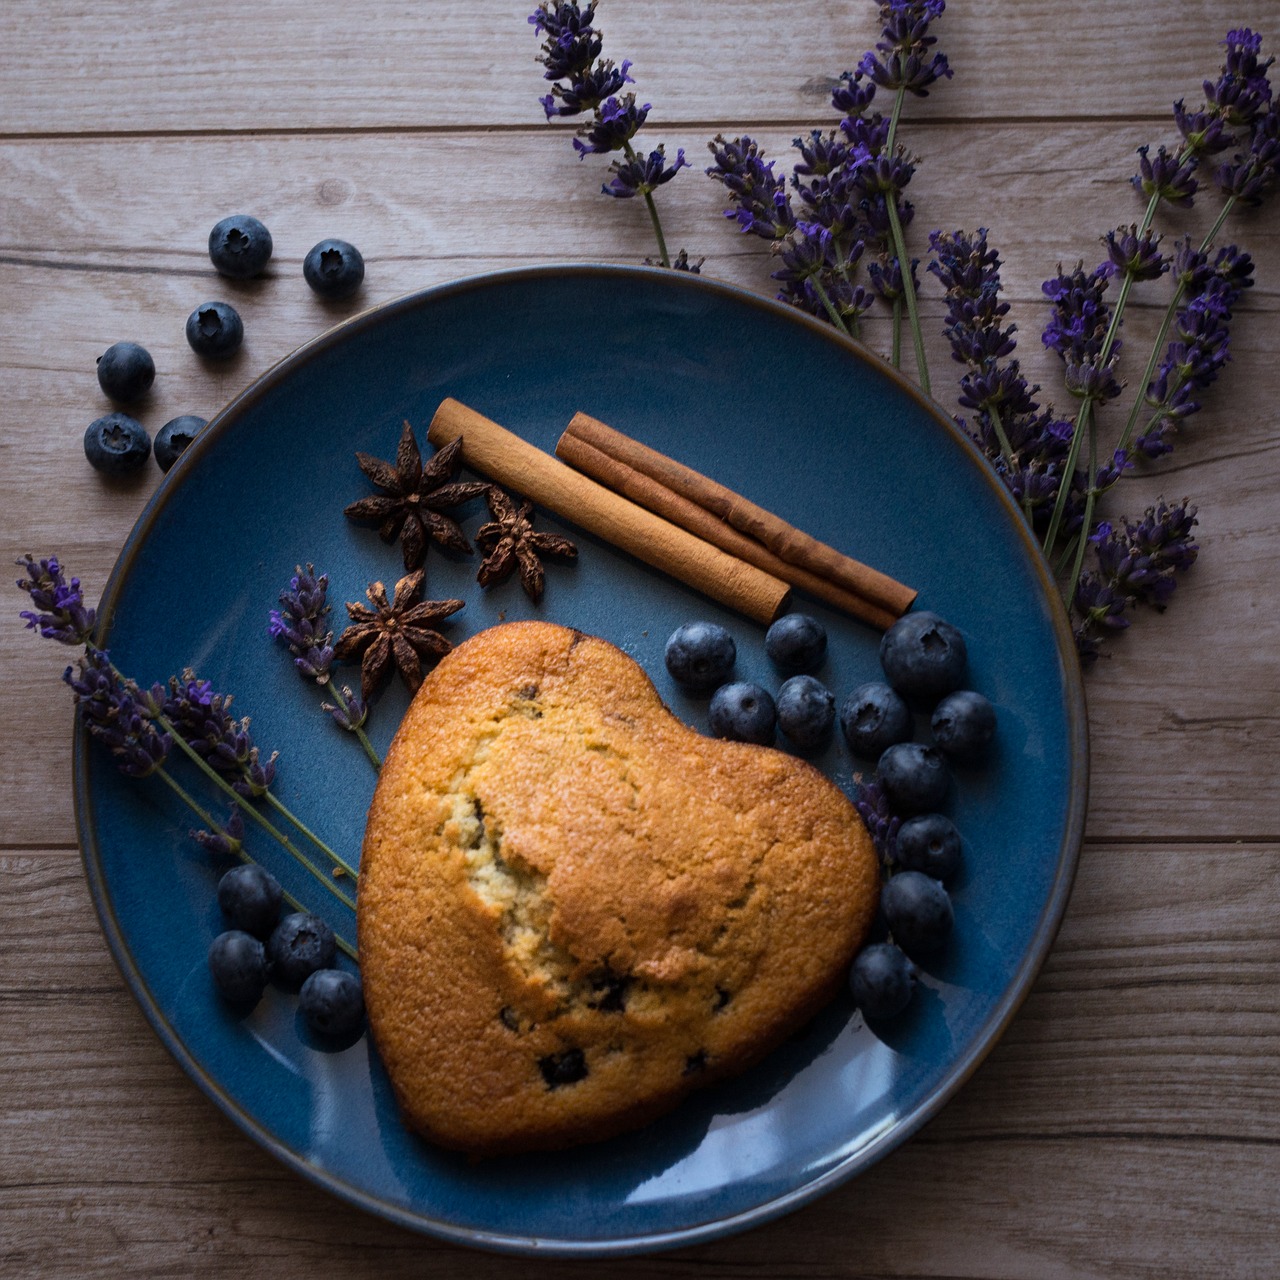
[
  {"x1": 269, "y1": 563, "x2": 335, "y2": 684},
  {"x1": 63, "y1": 647, "x2": 171, "y2": 778},
  {"x1": 163, "y1": 673, "x2": 278, "y2": 798},
  {"x1": 16, "y1": 555, "x2": 96, "y2": 646}
]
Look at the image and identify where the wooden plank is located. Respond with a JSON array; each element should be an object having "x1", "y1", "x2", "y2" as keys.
[
  {"x1": 2, "y1": 844, "x2": 1277, "y2": 1276},
  {"x1": 2, "y1": 126, "x2": 1277, "y2": 846},
  {"x1": 0, "y1": 0, "x2": 1273, "y2": 136}
]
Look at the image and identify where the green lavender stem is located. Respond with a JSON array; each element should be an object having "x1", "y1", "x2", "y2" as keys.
[
  {"x1": 883, "y1": 80, "x2": 930, "y2": 395},
  {"x1": 811, "y1": 274, "x2": 854, "y2": 338},
  {"x1": 891, "y1": 297, "x2": 903, "y2": 368},
  {"x1": 153, "y1": 766, "x2": 356, "y2": 959},
  {"x1": 623, "y1": 141, "x2": 670, "y2": 268},
  {"x1": 324, "y1": 680, "x2": 382, "y2": 770},
  {"x1": 1065, "y1": 422, "x2": 1101, "y2": 609}
]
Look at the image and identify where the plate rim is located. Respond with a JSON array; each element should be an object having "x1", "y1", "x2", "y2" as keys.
[{"x1": 74, "y1": 261, "x2": 1089, "y2": 1257}]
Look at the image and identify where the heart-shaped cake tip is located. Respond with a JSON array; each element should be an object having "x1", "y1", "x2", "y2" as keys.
[{"x1": 357, "y1": 621, "x2": 880, "y2": 1154}]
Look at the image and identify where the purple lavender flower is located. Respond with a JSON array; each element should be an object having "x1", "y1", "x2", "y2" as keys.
[
  {"x1": 63, "y1": 647, "x2": 171, "y2": 777},
  {"x1": 771, "y1": 222, "x2": 837, "y2": 287},
  {"x1": 1073, "y1": 502, "x2": 1199, "y2": 662},
  {"x1": 858, "y1": 0, "x2": 952, "y2": 97},
  {"x1": 1131, "y1": 144, "x2": 1200, "y2": 207},
  {"x1": 192, "y1": 808, "x2": 245, "y2": 857},
  {"x1": 163, "y1": 673, "x2": 278, "y2": 798},
  {"x1": 852, "y1": 777, "x2": 900, "y2": 863},
  {"x1": 832, "y1": 69, "x2": 878, "y2": 120},
  {"x1": 1042, "y1": 262, "x2": 1117, "y2": 365},
  {"x1": 16, "y1": 555, "x2": 97, "y2": 646},
  {"x1": 540, "y1": 58, "x2": 631, "y2": 118},
  {"x1": 706, "y1": 134, "x2": 795, "y2": 240},
  {"x1": 601, "y1": 145, "x2": 688, "y2": 198},
  {"x1": 1214, "y1": 101, "x2": 1280, "y2": 205},
  {"x1": 571, "y1": 93, "x2": 648, "y2": 157},
  {"x1": 1104, "y1": 225, "x2": 1167, "y2": 281},
  {"x1": 1205, "y1": 28, "x2": 1274, "y2": 129},
  {"x1": 322, "y1": 685, "x2": 368, "y2": 733},
  {"x1": 269, "y1": 563, "x2": 335, "y2": 684}
]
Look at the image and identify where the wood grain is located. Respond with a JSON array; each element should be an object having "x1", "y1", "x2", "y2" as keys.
[{"x1": 3, "y1": 0, "x2": 1279, "y2": 1273}]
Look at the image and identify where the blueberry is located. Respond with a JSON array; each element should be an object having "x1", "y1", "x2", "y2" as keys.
[
  {"x1": 267, "y1": 911, "x2": 337, "y2": 991},
  {"x1": 664, "y1": 621, "x2": 736, "y2": 692},
  {"x1": 881, "y1": 871, "x2": 953, "y2": 958},
  {"x1": 154, "y1": 414, "x2": 207, "y2": 472},
  {"x1": 709, "y1": 681, "x2": 776, "y2": 745},
  {"x1": 217, "y1": 864, "x2": 283, "y2": 940},
  {"x1": 299, "y1": 968, "x2": 365, "y2": 1039},
  {"x1": 83, "y1": 412, "x2": 151, "y2": 476},
  {"x1": 878, "y1": 741, "x2": 951, "y2": 813},
  {"x1": 303, "y1": 238, "x2": 365, "y2": 300},
  {"x1": 764, "y1": 613, "x2": 827, "y2": 674},
  {"x1": 931, "y1": 689, "x2": 996, "y2": 761},
  {"x1": 776, "y1": 674, "x2": 836, "y2": 751},
  {"x1": 839, "y1": 681, "x2": 912, "y2": 758},
  {"x1": 185, "y1": 301, "x2": 244, "y2": 359},
  {"x1": 208, "y1": 930, "x2": 270, "y2": 1006},
  {"x1": 879, "y1": 611, "x2": 967, "y2": 705},
  {"x1": 96, "y1": 341, "x2": 155, "y2": 403},
  {"x1": 208, "y1": 214, "x2": 273, "y2": 279},
  {"x1": 849, "y1": 942, "x2": 917, "y2": 1019},
  {"x1": 895, "y1": 813, "x2": 962, "y2": 881}
]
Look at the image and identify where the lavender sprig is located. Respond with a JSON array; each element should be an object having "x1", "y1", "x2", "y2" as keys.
[
  {"x1": 852, "y1": 777, "x2": 900, "y2": 866},
  {"x1": 530, "y1": 1, "x2": 693, "y2": 270},
  {"x1": 269, "y1": 564, "x2": 381, "y2": 769},
  {"x1": 16, "y1": 555, "x2": 96, "y2": 646}
]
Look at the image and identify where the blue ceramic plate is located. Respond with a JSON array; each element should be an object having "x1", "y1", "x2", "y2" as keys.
[{"x1": 77, "y1": 265, "x2": 1086, "y2": 1256}]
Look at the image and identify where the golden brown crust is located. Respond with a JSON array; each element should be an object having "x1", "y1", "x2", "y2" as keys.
[{"x1": 357, "y1": 621, "x2": 879, "y2": 1155}]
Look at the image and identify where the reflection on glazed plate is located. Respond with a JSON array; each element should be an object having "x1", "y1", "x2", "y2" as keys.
[{"x1": 76, "y1": 265, "x2": 1087, "y2": 1256}]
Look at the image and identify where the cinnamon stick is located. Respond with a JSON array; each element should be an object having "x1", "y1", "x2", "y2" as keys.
[
  {"x1": 427, "y1": 398, "x2": 793, "y2": 625},
  {"x1": 555, "y1": 430, "x2": 899, "y2": 631},
  {"x1": 562, "y1": 411, "x2": 917, "y2": 618}
]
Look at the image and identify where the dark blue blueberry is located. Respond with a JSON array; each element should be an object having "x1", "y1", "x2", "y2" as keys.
[
  {"x1": 764, "y1": 612, "x2": 827, "y2": 673},
  {"x1": 96, "y1": 341, "x2": 155, "y2": 403},
  {"x1": 299, "y1": 968, "x2": 365, "y2": 1039},
  {"x1": 208, "y1": 214, "x2": 273, "y2": 279},
  {"x1": 709, "y1": 681, "x2": 776, "y2": 745},
  {"x1": 154, "y1": 414, "x2": 207, "y2": 472},
  {"x1": 878, "y1": 742, "x2": 951, "y2": 814},
  {"x1": 303, "y1": 238, "x2": 365, "y2": 300},
  {"x1": 208, "y1": 929, "x2": 270, "y2": 1006},
  {"x1": 840, "y1": 681, "x2": 912, "y2": 757},
  {"x1": 267, "y1": 911, "x2": 337, "y2": 991},
  {"x1": 931, "y1": 689, "x2": 996, "y2": 761},
  {"x1": 776, "y1": 674, "x2": 836, "y2": 750},
  {"x1": 217, "y1": 863, "x2": 283, "y2": 940},
  {"x1": 83, "y1": 412, "x2": 151, "y2": 476},
  {"x1": 881, "y1": 871, "x2": 953, "y2": 958},
  {"x1": 849, "y1": 942, "x2": 917, "y2": 1019},
  {"x1": 895, "y1": 813, "x2": 962, "y2": 881},
  {"x1": 664, "y1": 621, "x2": 736, "y2": 691},
  {"x1": 879, "y1": 610, "x2": 968, "y2": 705},
  {"x1": 185, "y1": 301, "x2": 244, "y2": 359}
]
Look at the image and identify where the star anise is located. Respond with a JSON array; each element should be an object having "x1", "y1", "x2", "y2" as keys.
[
  {"x1": 333, "y1": 570, "x2": 464, "y2": 698},
  {"x1": 475, "y1": 487, "x2": 578, "y2": 602},
  {"x1": 344, "y1": 423, "x2": 489, "y2": 570}
]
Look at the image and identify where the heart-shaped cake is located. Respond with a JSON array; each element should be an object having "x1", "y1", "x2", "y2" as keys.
[{"x1": 357, "y1": 621, "x2": 879, "y2": 1154}]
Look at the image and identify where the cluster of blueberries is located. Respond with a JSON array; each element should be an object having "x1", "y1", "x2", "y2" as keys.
[
  {"x1": 84, "y1": 214, "x2": 366, "y2": 477},
  {"x1": 664, "y1": 609, "x2": 995, "y2": 1022},
  {"x1": 209, "y1": 862, "x2": 365, "y2": 1041}
]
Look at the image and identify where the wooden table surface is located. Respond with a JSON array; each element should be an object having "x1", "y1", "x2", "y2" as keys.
[{"x1": 3, "y1": 2, "x2": 1278, "y2": 1276}]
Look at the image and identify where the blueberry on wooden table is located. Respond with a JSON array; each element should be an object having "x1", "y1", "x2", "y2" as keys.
[
  {"x1": 267, "y1": 912, "x2": 337, "y2": 990},
  {"x1": 849, "y1": 941, "x2": 917, "y2": 1019},
  {"x1": 931, "y1": 689, "x2": 996, "y2": 761},
  {"x1": 840, "y1": 681, "x2": 912, "y2": 758},
  {"x1": 96, "y1": 341, "x2": 155, "y2": 403},
  {"x1": 895, "y1": 813, "x2": 962, "y2": 881},
  {"x1": 154, "y1": 414, "x2": 208, "y2": 472},
  {"x1": 303, "y1": 238, "x2": 365, "y2": 300},
  {"x1": 879, "y1": 610, "x2": 967, "y2": 704},
  {"x1": 185, "y1": 301, "x2": 244, "y2": 359},
  {"x1": 664, "y1": 620, "x2": 736, "y2": 691},
  {"x1": 217, "y1": 864, "x2": 283, "y2": 940},
  {"x1": 83, "y1": 412, "x2": 151, "y2": 475},
  {"x1": 881, "y1": 871, "x2": 954, "y2": 959},
  {"x1": 709, "y1": 681, "x2": 776, "y2": 745},
  {"x1": 208, "y1": 213, "x2": 273, "y2": 278},
  {"x1": 299, "y1": 968, "x2": 365, "y2": 1039},
  {"x1": 208, "y1": 930, "x2": 270, "y2": 1007},
  {"x1": 776, "y1": 674, "x2": 836, "y2": 750},
  {"x1": 765, "y1": 612, "x2": 827, "y2": 674},
  {"x1": 877, "y1": 741, "x2": 951, "y2": 813}
]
